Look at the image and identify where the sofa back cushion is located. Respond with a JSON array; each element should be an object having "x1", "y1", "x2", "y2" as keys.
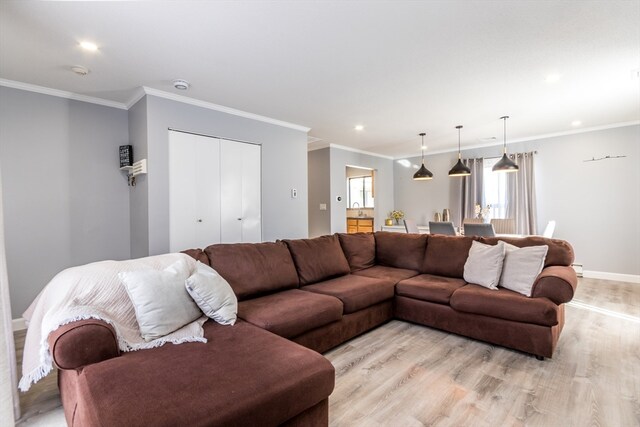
[
  {"x1": 422, "y1": 235, "x2": 475, "y2": 278},
  {"x1": 479, "y1": 236, "x2": 574, "y2": 267},
  {"x1": 374, "y1": 232, "x2": 428, "y2": 271},
  {"x1": 204, "y1": 242, "x2": 299, "y2": 300},
  {"x1": 284, "y1": 235, "x2": 351, "y2": 285},
  {"x1": 181, "y1": 248, "x2": 210, "y2": 265},
  {"x1": 337, "y1": 233, "x2": 376, "y2": 272}
]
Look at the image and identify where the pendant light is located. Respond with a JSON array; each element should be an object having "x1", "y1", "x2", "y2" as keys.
[
  {"x1": 413, "y1": 132, "x2": 433, "y2": 180},
  {"x1": 448, "y1": 125, "x2": 471, "y2": 177},
  {"x1": 492, "y1": 116, "x2": 519, "y2": 172}
]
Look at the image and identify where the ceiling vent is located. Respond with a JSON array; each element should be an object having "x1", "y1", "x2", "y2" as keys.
[
  {"x1": 173, "y1": 79, "x2": 190, "y2": 90},
  {"x1": 71, "y1": 65, "x2": 90, "y2": 76}
]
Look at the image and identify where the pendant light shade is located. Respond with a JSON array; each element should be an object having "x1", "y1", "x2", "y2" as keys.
[
  {"x1": 492, "y1": 116, "x2": 519, "y2": 173},
  {"x1": 448, "y1": 125, "x2": 471, "y2": 177},
  {"x1": 413, "y1": 132, "x2": 433, "y2": 180}
]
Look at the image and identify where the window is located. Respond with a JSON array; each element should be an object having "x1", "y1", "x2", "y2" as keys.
[
  {"x1": 348, "y1": 176, "x2": 374, "y2": 208},
  {"x1": 483, "y1": 158, "x2": 507, "y2": 218}
]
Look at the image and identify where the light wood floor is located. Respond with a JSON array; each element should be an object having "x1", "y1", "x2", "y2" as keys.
[{"x1": 14, "y1": 277, "x2": 640, "y2": 426}]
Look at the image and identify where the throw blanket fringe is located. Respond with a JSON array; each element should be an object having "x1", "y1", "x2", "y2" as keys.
[{"x1": 19, "y1": 253, "x2": 207, "y2": 392}]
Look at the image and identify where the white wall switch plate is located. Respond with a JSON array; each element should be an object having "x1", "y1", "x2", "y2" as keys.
[
  {"x1": 291, "y1": 188, "x2": 298, "y2": 198},
  {"x1": 319, "y1": 203, "x2": 327, "y2": 210}
]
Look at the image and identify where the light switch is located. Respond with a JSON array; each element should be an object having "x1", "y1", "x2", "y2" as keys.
[
  {"x1": 319, "y1": 203, "x2": 327, "y2": 211},
  {"x1": 291, "y1": 188, "x2": 298, "y2": 198}
]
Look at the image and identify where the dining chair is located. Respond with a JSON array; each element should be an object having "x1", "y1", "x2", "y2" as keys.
[
  {"x1": 403, "y1": 219, "x2": 419, "y2": 233},
  {"x1": 463, "y1": 218, "x2": 483, "y2": 224},
  {"x1": 464, "y1": 223, "x2": 496, "y2": 237},
  {"x1": 490, "y1": 218, "x2": 516, "y2": 234},
  {"x1": 428, "y1": 221, "x2": 456, "y2": 235},
  {"x1": 543, "y1": 220, "x2": 556, "y2": 238}
]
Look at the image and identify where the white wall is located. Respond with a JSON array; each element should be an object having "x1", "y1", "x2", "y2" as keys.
[
  {"x1": 0, "y1": 86, "x2": 131, "y2": 316},
  {"x1": 394, "y1": 124, "x2": 640, "y2": 276}
]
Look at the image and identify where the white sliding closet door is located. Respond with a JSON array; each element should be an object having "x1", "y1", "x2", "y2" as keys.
[
  {"x1": 169, "y1": 131, "x2": 221, "y2": 252},
  {"x1": 169, "y1": 130, "x2": 261, "y2": 252},
  {"x1": 220, "y1": 139, "x2": 262, "y2": 243}
]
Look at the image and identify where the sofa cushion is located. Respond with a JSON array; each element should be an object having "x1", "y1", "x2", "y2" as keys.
[
  {"x1": 450, "y1": 284, "x2": 559, "y2": 326},
  {"x1": 67, "y1": 320, "x2": 335, "y2": 427},
  {"x1": 396, "y1": 274, "x2": 467, "y2": 304},
  {"x1": 204, "y1": 242, "x2": 299, "y2": 300},
  {"x1": 302, "y1": 274, "x2": 396, "y2": 314},
  {"x1": 422, "y1": 235, "x2": 475, "y2": 278},
  {"x1": 353, "y1": 265, "x2": 419, "y2": 283},
  {"x1": 238, "y1": 289, "x2": 343, "y2": 338},
  {"x1": 284, "y1": 235, "x2": 351, "y2": 285},
  {"x1": 479, "y1": 236, "x2": 574, "y2": 267},
  {"x1": 337, "y1": 232, "x2": 376, "y2": 272},
  {"x1": 374, "y1": 232, "x2": 428, "y2": 271},
  {"x1": 499, "y1": 243, "x2": 548, "y2": 296}
]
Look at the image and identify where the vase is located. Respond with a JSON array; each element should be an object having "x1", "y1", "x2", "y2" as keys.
[
  {"x1": 442, "y1": 209, "x2": 450, "y2": 222},
  {"x1": 434, "y1": 212, "x2": 442, "y2": 222},
  {"x1": 385, "y1": 218, "x2": 393, "y2": 226},
  {"x1": 395, "y1": 219, "x2": 400, "y2": 225}
]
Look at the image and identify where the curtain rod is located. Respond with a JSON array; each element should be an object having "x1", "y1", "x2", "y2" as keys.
[{"x1": 480, "y1": 150, "x2": 538, "y2": 160}]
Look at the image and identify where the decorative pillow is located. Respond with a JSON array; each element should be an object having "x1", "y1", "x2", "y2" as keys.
[
  {"x1": 463, "y1": 240, "x2": 506, "y2": 290},
  {"x1": 185, "y1": 262, "x2": 237, "y2": 325},
  {"x1": 284, "y1": 235, "x2": 351, "y2": 285},
  {"x1": 120, "y1": 258, "x2": 201, "y2": 341},
  {"x1": 499, "y1": 243, "x2": 549, "y2": 296}
]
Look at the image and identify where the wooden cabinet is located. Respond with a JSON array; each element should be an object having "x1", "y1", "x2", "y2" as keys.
[{"x1": 347, "y1": 218, "x2": 374, "y2": 233}]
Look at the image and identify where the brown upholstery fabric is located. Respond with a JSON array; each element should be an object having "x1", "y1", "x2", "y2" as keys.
[
  {"x1": 238, "y1": 289, "x2": 343, "y2": 338},
  {"x1": 395, "y1": 296, "x2": 564, "y2": 358},
  {"x1": 421, "y1": 235, "x2": 475, "y2": 277},
  {"x1": 374, "y1": 232, "x2": 428, "y2": 271},
  {"x1": 284, "y1": 235, "x2": 351, "y2": 285},
  {"x1": 181, "y1": 248, "x2": 210, "y2": 265},
  {"x1": 280, "y1": 399, "x2": 328, "y2": 427},
  {"x1": 450, "y1": 284, "x2": 559, "y2": 326},
  {"x1": 61, "y1": 320, "x2": 334, "y2": 427},
  {"x1": 396, "y1": 274, "x2": 466, "y2": 304},
  {"x1": 479, "y1": 236, "x2": 575, "y2": 267},
  {"x1": 293, "y1": 301, "x2": 393, "y2": 354},
  {"x1": 353, "y1": 265, "x2": 419, "y2": 283},
  {"x1": 337, "y1": 232, "x2": 376, "y2": 272},
  {"x1": 205, "y1": 242, "x2": 299, "y2": 300},
  {"x1": 531, "y1": 266, "x2": 578, "y2": 304},
  {"x1": 302, "y1": 274, "x2": 395, "y2": 314},
  {"x1": 48, "y1": 319, "x2": 119, "y2": 370}
]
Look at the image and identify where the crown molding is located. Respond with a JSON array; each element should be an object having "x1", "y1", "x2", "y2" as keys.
[
  {"x1": 0, "y1": 78, "x2": 128, "y2": 110},
  {"x1": 141, "y1": 86, "x2": 311, "y2": 133},
  {"x1": 125, "y1": 87, "x2": 146, "y2": 109},
  {"x1": 327, "y1": 143, "x2": 394, "y2": 160}
]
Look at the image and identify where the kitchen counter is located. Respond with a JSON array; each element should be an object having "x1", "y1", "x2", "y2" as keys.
[{"x1": 346, "y1": 216, "x2": 374, "y2": 220}]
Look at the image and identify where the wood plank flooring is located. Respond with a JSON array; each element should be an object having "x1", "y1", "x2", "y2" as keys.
[{"x1": 14, "y1": 277, "x2": 640, "y2": 426}]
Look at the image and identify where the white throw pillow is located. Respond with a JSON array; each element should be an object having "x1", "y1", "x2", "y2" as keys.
[
  {"x1": 120, "y1": 258, "x2": 202, "y2": 341},
  {"x1": 185, "y1": 262, "x2": 237, "y2": 326},
  {"x1": 463, "y1": 241, "x2": 506, "y2": 290},
  {"x1": 499, "y1": 243, "x2": 549, "y2": 297}
]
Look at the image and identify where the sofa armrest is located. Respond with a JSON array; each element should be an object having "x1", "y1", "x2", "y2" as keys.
[
  {"x1": 531, "y1": 266, "x2": 578, "y2": 305},
  {"x1": 47, "y1": 319, "x2": 120, "y2": 370}
]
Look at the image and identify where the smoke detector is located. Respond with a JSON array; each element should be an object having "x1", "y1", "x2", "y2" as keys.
[
  {"x1": 71, "y1": 65, "x2": 90, "y2": 76},
  {"x1": 173, "y1": 79, "x2": 190, "y2": 90}
]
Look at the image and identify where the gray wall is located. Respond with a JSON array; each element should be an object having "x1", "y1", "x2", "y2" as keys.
[
  {"x1": 329, "y1": 147, "x2": 394, "y2": 234},
  {"x1": 128, "y1": 98, "x2": 149, "y2": 258},
  {"x1": 308, "y1": 148, "x2": 331, "y2": 237},
  {"x1": 394, "y1": 125, "x2": 640, "y2": 275},
  {"x1": 0, "y1": 87, "x2": 131, "y2": 316},
  {"x1": 144, "y1": 95, "x2": 309, "y2": 254}
]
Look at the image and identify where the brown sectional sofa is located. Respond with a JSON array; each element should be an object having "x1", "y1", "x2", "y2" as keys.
[{"x1": 49, "y1": 232, "x2": 578, "y2": 426}]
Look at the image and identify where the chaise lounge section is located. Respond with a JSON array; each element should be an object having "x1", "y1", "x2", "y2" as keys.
[{"x1": 48, "y1": 231, "x2": 578, "y2": 426}]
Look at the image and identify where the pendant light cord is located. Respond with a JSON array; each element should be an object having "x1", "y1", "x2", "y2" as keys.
[
  {"x1": 420, "y1": 133, "x2": 426, "y2": 165},
  {"x1": 501, "y1": 116, "x2": 509, "y2": 154}
]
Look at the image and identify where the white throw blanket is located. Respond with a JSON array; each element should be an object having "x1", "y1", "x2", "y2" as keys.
[{"x1": 19, "y1": 253, "x2": 207, "y2": 392}]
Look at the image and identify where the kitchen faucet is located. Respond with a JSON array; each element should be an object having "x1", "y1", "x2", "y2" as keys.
[{"x1": 351, "y1": 202, "x2": 363, "y2": 217}]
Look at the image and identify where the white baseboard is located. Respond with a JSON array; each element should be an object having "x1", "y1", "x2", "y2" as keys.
[
  {"x1": 12, "y1": 317, "x2": 26, "y2": 332},
  {"x1": 583, "y1": 270, "x2": 640, "y2": 284}
]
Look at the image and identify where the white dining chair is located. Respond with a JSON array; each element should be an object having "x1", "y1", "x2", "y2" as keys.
[
  {"x1": 403, "y1": 219, "x2": 419, "y2": 233},
  {"x1": 490, "y1": 218, "x2": 516, "y2": 234},
  {"x1": 543, "y1": 220, "x2": 556, "y2": 238}
]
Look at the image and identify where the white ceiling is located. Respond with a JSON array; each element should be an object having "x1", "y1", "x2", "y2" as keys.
[{"x1": 1, "y1": 1, "x2": 638, "y2": 158}]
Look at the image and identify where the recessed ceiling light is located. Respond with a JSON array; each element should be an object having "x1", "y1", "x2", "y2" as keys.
[
  {"x1": 71, "y1": 65, "x2": 90, "y2": 76},
  {"x1": 421, "y1": 145, "x2": 428, "y2": 150},
  {"x1": 172, "y1": 79, "x2": 190, "y2": 90},
  {"x1": 354, "y1": 125, "x2": 364, "y2": 131},
  {"x1": 545, "y1": 73, "x2": 561, "y2": 83},
  {"x1": 80, "y1": 41, "x2": 98, "y2": 51},
  {"x1": 571, "y1": 120, "x2": 582, "y2": 127}
]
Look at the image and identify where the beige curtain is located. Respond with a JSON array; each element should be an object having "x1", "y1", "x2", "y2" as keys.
[
  {"x1": 457, "y1": 158, "x2": 484, "y2": 226},
  {"x1": 505, "y1": 152, "x2": 538, "y2": 235},
  {"x1": 1, "y1": 165, "x2": 19, "y2": 425}
]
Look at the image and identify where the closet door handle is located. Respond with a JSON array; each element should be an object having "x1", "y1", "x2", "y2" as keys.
[
  {"x1": 197, "y1": 219, "x2": 203, "y2": 223},
  {"x1": 237, "y1": 218, "x2": 242, "y2": 221}
]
